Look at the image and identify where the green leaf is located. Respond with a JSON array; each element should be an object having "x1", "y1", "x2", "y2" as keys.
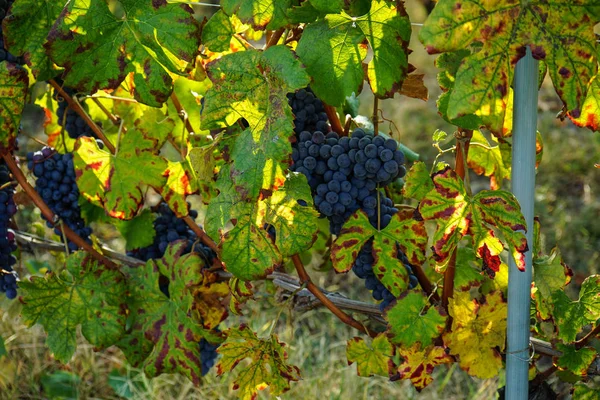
[
  {"x1": 40, "y1": 371, "x2": 81, "y2": 400},
  {"x1": 20, "y1": 252, "x2": 127, "y2": 363},
  {"x1": 46, "y1": 0, "x2": 201, "y2": 106},
  {"x1": 557, "y1": 344, "x2": 596, "y2": 377},
  {"x1": 115, "y1": 210, "x2": 156, "y2": 251},
  {"x1": 569, "y1": 73, "x2": 600, "y2": 132},
  {"x1": 573, "y1": 383, "x2": 600, "y2": 399},
  {"x1": 346, "y1": 334, "x2": 393, "y2": 377},
  {"x1": 202, "y1": 46, "x2": 309, "y2": 199},
  {"x1": 331, "y1": 211, "x2": 377, "y2": 273},
  {"x1": 74, "y1": 128, "x2": 168, "y2": 220},
  {"x1": 0, "y1": 63, "x2": 28, "y2": 149},
  {"x1": 386, "y1": 291, "x2": 447, "y2": 348},
  {"x1": 2, "y1": 0, "x2": 63, "y2": 80},
  {"x1": 534, "y1": 247, "x2": 571, "y2": 299},
  {"x1": 419, "y1": 166, "x2": 528, "y2": 273},
  {"x1": 402, "y1": 161, "x2": 433, "y2": 201},
  {"x1": 108, "y1": 369, "x2": 144, "y2": 399},
  {"x1": 296, "y1": 0, "x2": 411, "y2": 106},
  {"x1": 420, "y1": 1, "x2": 600, "y2": 134},
  {"x1": 202, "y1": 10, "x2": 235, "y2": 53},
  {"x1": 0, "y1": 335, "x2": 6, "y2": 358},
  {"x1": 222, "y1": 0, "x2": 291, "y2": 30},
  {"x1": 467, "y1": 131, "x2": 510, "y2": 189},
  {"x1": 552, "y1": 275, "x2": 600, "y2": 343},
  {"x1": 309, "y1": 0, "x2": 342, "y2": 13},
  {"x1": 126, "y1": 242, "x2": 213, "y2": 385},
  {"x1": 216, "y1": 324, "x2": 301, "y2": 399},
  {"x1": 454, "y1": 245, "x2": 485, "y2": 291},
  {"x1": 205, "y1": 164, "x2": 237, "y2": 241}
]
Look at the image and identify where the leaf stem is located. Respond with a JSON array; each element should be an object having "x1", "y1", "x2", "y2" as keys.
[
  {"x1": 323, "y1": 104, "x2": 344, "y2": 136},
  {"x1": 291, "y1": 254, "x2": 377, "y2": 337},
  {"x1": 48, "y1": 79, "x2": 116, "y2": 154},
  {"x1": 575, "y1": 323, "x2": 600, "y2": 349},
  {"x1": 182, "y1": 215, "x2": 223, "y2": 270},
  {"x1": 373, "y1": 97, "x2": 379, "y2": 136},
  {"x1": 266, "y1": 28, "x2": 285, "y2": 49},
  {"x1": 92, "y1": 97, "x2": 124, "y2": 129},
  {"x1": 2, "y1": 153, "x2": 117, "y2": 269}
]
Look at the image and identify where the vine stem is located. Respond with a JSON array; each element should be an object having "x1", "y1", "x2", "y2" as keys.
[
  {"x1": 92, "y1": 97, "x2": 124, "y2": 130},
  {"x1": 181, "y1": 215, "x2": 224, "y2": 270},
  {"x1": 575, "y1": 323, "x2": 600, "y2": 349},
  {"x1": 2, "y1": 153, "x2": 117, "y2": 269},
  {"x1": 170, "y1": 92, "x2": 195, "y2": 138},
  {"x1": 323, "y1": 104, "x2": 345, "y2": 136},
  {"x1": 291, "y1": 254, "x2": 377, "y2": 337},
  {"x1": 372, "y1": 97, "x2": 379, "y2": 136},
  {"x1": 442, "y1": 129, "x2": 472, "y2": 310},
  {"x1": 48, "y1": 79, "x2": 116, "y2": 154},
  {"x1": 266, "y1": 28, "x2": 285, "y2": 48}
]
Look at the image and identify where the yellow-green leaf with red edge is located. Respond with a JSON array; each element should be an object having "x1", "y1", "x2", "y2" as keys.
[
  {"x1": 402, "y1": 161, "x2": 433, "y2": 201},
  {"x1": 420, "y1": 1, "x2": 600, "y2": 135},
  {"x1": 556, "y1": 344, "x2": 597, "y2": 377},
  {"x1": 0, "y1": 63, "x2": 28, "y2": 150},
  {"x1": 161, "y1": 160, "x2": 196, "y2": 218},
  {"x1": 397, "y1": 344, "x2": 452, "y2": 391},
  {"x1": 552, "y1": 275, "x2": 600, "y2": 343},
  {"x1": 331, "y1": 210, "x2": 377, "y2": 273},
  {"x1": 372, "y1": 208, "x2": 428, "y2": 296},
  {"x1": 19, "y1": 252, "x2": 127, "y2": 363},
  {"x1": 443, "y1": 290, "x2": 507, "y2": 379},
  {"x1": 45, "y1": 0, "x2": 201, "y2": 107},
  {"x1": 201, "y1": 46, "x2": 309, "y2": 200},
  {"x1": 418, "y1": 166, "x2": 528, "y2": 273},
  {"x1": 385, "y1": 291, "x2": 447, "y2": 347},
  {"x1": 216, "y1": 324, "x2": 301, "y2": 400},
  {"x1": 454, "y1": 245, "x2": 485, "y2": 290},
  {"x1": 569, "y1": 73, "x2": 600, "y2": 131},
  {"x1": 467, "y1": 130, "x2": 510, "y2": 189},
  {"x1": 346, "y1": 334, "x2": 394, "y2": 377},
  {"x1": 74, "y1": 122, "x2": 168, "y2": 220},
  {"x1": 125, "y1": 241, "x2": 217, "y2": 386},
  {"x1": 229, "y1": 278, "x2": 254, "y2": 315},
  {"x1": 221, "y1": 0, "x2": 291, "y2": 30},
  {"x1": 192, "y1": 270, "x2": 230, "y2": 330}
]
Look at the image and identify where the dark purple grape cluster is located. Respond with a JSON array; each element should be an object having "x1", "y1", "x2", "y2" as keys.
[
  {"x1": 199, "y1": 337, "x2": 219, "y2": 375},
  {"x1": 287, "y1": 87, "x2": 330, "y2": 134},
  {"x1": 0, "y1": 0, "x2": 24, "y2": 64},
  {"x1": 54, "y1": 87, "x2": 99, "y2": 140},
  {"x1": 350, "y1": 129, "x2": 406, "y2": 186},
  {"x1": 0, "y1": 160, "x2": 18, "y2": 299},
  {"x1": 26, "y1": 147, "x2": 92, "y2": 252},
  {"x1": 127, "y1": 202, "x2": 215, "y2": 265}
]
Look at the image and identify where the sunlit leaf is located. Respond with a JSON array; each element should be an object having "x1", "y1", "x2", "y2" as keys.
[
  {"x1": 0, "y1": 63, "x2": 28, "y2": 149},
  {"x1": 397, "y1": 344, "x2": 452, "y2": 391},
  {"x1": 552, "y1": 275, "x2": 600, "y2": 343},
  {"x1": 556, "y1": 344, "x2": 597, "y2": 377},
  {"x1": 346, "y1": 334, "x2": 394, "y2": 377}
]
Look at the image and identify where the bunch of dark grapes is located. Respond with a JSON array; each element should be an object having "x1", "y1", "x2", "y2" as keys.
[
  {"x1": 0, "y1": 160, "x2": 18, "y2": 299},
  {"x1": 287, "y1": 88, "x2": 330, "y2": 134},
  {"x1": 26, "y1": 147, "x2": 92, "y2": 251},
  {"x1": 0, "y1": 0, "x2": 24, "y2": 64},
  {"x1": 128, "y1": 204, "x2": 219, "y2": 373},
  {"x1": 54, "y1": 86, "x2": 98, "y2": 140}
]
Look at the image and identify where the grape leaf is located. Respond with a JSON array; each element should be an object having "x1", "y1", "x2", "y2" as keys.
[
  {"x1": 229, "y1": 278, "x2": 254, "y2": 315},
  {"x1": 127, "y1": 241, "x2": 214, "y2": 385},
  {"x1": 0, "y1": 335, "x2": 6, "y2": 358},
  {"x1": 161, "y1": 160, "x2": 196, "y2": 218},
  {"x1": 573, "y1": 383, "x2": 600, "y2": 399},
  {"x1": 0, "y1": 63, "x2": 28, "y2": 150},
  {"x1": 296, "y1": 0, "x2": 411, "y2": 106},
  {"x1": 467, "y1": 131, "x2": 510, "y2": 190},
  {"x1": 556, "y1": 344, "x2": 597, "y2": 377},
  {"x1": 420, "y1": 1, "x2": 600, "y2": 134},
  {"x1": 346, "y1": 334, "x2": 394, "y2": 377},
  {"x1": 533, "y1": 247, "x2": 571, "y2": 320},
  {"x1": 202, "y1": 46, "x2": 309, "y2": 199},
  {"x1": 192, "y1": 271, "x2": 230, "y2": 330},
  {"x1": 46, "y1": 0, "x2": 200, "y2": 107},
  {"x1": 402, "y1": 161, "x2": 433, "y2": 201},
  {"x1": 19, "y1": 252, "x2": 127, "y2": 363},
  {"x1": 222, "y1": 0, "x2": 291, "y2": 30},
  {"x1": 115, "y1": 209, "x2": 155, "y2": 252},
  {"x1": 74, "y1": 127, "x2": 168, "y2": 220},
  {"x1": 330, "y1": 211, "x2": 377, "y2": 273},
  {"x1": 385, "y1": 291, "x2": 446, "y2": 347},
  {"x1": 552, "y1": 275, "x2": 600, "y2": 343},
  {"x1": 569, "y1": 73, "x2": 600, "y2": 131},
  {"x1": 454, "y1": 245, "x2": 485, "y2": 290},
  {"x1": 397, "y1": 344, "x2": 452, "y2": 391},
  {"x1": 443, "y1": 290, "x2": 507, "y2": 379},
  {"x1": 2, "y1": 0, "x2": 63, "y2": 80},
  {"x1": 202, "y1": 10, "x2": 235, "y2": 53},
  {"x1": 216, "y1": 324, "x2": 301, "y2": 400},
  {"x1": 419, "y1": 166, "x2": 528, "y2": 272}
]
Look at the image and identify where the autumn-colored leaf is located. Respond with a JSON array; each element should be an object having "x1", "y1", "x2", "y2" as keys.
[
  {"x1": 346, "y1": 334, "x2": 394, "y2": 377},
  {"x1": 0, "y1": 63, "x2": 28, "y2": 150},
  {"x1": 397, "y1": 344, "x2": 452, "y2": 391},
  {"x1": 192, "y1": 270, "x2": 230, "y2": 330}
]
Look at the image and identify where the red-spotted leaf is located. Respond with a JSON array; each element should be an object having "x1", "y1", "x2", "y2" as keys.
[
  {"x1": 216, "y1": 324, "x2": 301, "y2": 399},
  {"x1": 420, "y1": 1, "x2": 600, "y2": 135},
  {"x1": 331, "y1": 211, "x2": 377, "y2": 273},
  {"x1": 556, "y1": 344, "x2": 597, "y2": 377},
  {"x1": 161, "y1": 160, "x2": 196, "y2": 218},
  {"x1": 192, "y1": 271, "x2": 230, "y2": 330},
  {"x1": 74, "y1": 126, "x2": 168, "y2": 220},
  {"x1": 0, "y1": 63, "x2": 28, "y2": 150},
  {"x1": 552, "y1": 275, "x2": 600, "y2": 343},
  {"x1": 372, "y1": 209, "x2": 428, "y2": 296},
  {"x1": 46, "y1": 0, "x2": 201, "y2": 107},
  {"x1": 346, "y1": 334, "x2": 394, "y2": 377},
  {"x1": 229, "y1": 278, "x2": 254, "y2": 315},
  {"x1": 569, "y1": 73, "x2": 600, "y2": 131},
  {"x1": 402, "y1": 161, "x2": 434, "y2": 201},
  {"x1": 19, "y1": 252, "x2": 127, "y2": 363},
  {"x1": 385, "y1": 291, "x2": 447, "y2": 347},
  {"x1": 126, "y1": 241, "x2": 214, "y2": 385},
  {"x1": 202, "y1": 46, "x2": 309, "y2": 200},
  {"x1": 419, "y1": 166, "x2": 528, "y2": 272},
  {"x1": 397, "y1": 344, "x2": 452, "y2": 391}
]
